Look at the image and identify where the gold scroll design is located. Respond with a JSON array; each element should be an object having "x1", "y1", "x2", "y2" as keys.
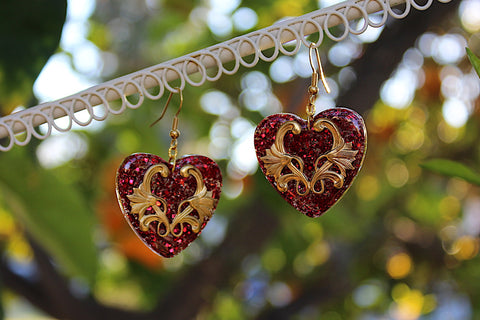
[
  {"x1": 127, "y1": 164, "x2": 217, "y2": 238},
  {"x1": 261, "y1": 119, "x2": 359, "y2": 196}
]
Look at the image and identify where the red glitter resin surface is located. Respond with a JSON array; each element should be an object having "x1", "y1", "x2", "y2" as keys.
[
  {"x1": 254, "y1": 108, "x2": 367, "y2": 218},
  {"x1": 116, "y1": 154, "x2": 222, "y2": 257}
]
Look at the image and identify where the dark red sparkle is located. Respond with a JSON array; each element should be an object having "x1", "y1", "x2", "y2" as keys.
[
  {"x1": 116, "y1": 154, "x2": 222, "y2": 257},
  {"x1": 254, "y1": 108, "x2": 367, "y2": 218}
]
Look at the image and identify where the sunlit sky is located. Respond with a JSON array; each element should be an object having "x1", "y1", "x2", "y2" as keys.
[{"x1": 34, "y1": 0, "x2": 97, "y2": 102}]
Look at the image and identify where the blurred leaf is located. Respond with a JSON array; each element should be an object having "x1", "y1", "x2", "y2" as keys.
[
  {"x1": 406, "y1": 186, "x2": 444, "y2": 226},
  {"x1": 467, "y1": 47, "x2": 480, "y2": 78},
  {"x1": 0, "y1": 279, "x2": 3, "y2": 320},
  {"x1": 0, "y1": 0, "x2": 67, "y2": 111},
  {"x1": 0, "y1": 149, "x2": 98, "y2": 283},
  {"x1": 420, "y1": 158, "x2": 480, "y2": 186}
]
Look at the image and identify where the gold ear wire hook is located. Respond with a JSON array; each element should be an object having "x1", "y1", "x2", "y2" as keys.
[
  {"x1": 150, "y1": 88, "x2": 183, "y2": 166},
  {"x1": 150, "y1": 88, "x2": 183, "y2": 128},
  {"x1": 309, "y1": 42, "x2": 331, "y2": 94},
  {"x1": 306, "y1": 43, "x2": 331, "y2": 128}
]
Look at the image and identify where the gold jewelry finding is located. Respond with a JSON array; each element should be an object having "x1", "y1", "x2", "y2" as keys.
[
  {"x1": 150, "y1": 88, "x2": 184, "y2": 166},
  {"x1": 307, "y1": 42, "x2": 331, "y2": 128}
]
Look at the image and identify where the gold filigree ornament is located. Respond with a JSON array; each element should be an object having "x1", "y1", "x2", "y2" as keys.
[
  {"x1": 127, "y1": 163, "x2": 217, "y2": 238},
  {"x1": 261, "y1": 119, "x2": 358, "y2": 196}
]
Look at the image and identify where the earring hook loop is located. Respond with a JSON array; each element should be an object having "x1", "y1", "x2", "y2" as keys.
[
  {"x1": 150, "y1": 88, "x2": 183, "y2": 128},
  {"x1": 308, "y1": 42, "x2": 331, "y2": 94},
  {"x1": 150, "y1": 88, "x2": 183, "y2": 166}
]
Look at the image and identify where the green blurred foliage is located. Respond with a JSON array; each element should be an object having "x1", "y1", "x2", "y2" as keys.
[
  {"x1": 0, "y1": 148, "x2": 98, "y2": 283},
  {"x1": 0, "y1": 0, "x2": 66, "y2": 112},
  {"x1": 420, "y1": 48, "x2": 480, "y2": 188},
  {"x1": 467, "y1": 47, "x2": 480, "y2": 78},
  {"x1": 421, "y1": 158, "x2": 480, "y2": 186}
]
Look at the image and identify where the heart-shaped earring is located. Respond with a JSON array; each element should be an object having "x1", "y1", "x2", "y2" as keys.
[
  {"x1": 115, "y1": 89, "x2": 222, "y2": 257},
  {"x1": 254, "y1": 43, "x2": 367, "y2": 218}
]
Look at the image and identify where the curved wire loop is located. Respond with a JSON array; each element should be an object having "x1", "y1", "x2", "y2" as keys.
[
  {"x1": 306, "y1": 42, "x2": 331, "y2": 127},
  {"x1": 150, "y1": 88, "x2": 183, "y2": 128},
  {"x1": 150, "y1": 88, "x2": 183, "y2": 166},
  {"x1": 309, "y1": 42, "x2": 331, "y2": 94}
]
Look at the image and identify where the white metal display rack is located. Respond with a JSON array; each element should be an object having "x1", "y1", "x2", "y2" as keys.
[{"x1": 0, "y1": 0, "x2": 450, "y2": 151}]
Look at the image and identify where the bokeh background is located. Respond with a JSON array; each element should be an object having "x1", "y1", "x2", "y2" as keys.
[{"x1": 0, "y1": 0, "x2": 479, "y2": 319}]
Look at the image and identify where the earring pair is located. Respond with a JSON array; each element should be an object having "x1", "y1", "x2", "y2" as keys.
[{"x1": 115, "y1": 43, "x2": 367, "y2": 258}]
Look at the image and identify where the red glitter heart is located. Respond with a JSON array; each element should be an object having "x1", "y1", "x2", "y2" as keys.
[
  {"x1": 116, "y1": 153, "x2": 222, "y2": 257},
  {"x1": 254, "y1": 108, "x2": 367, "y2": 218}
]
